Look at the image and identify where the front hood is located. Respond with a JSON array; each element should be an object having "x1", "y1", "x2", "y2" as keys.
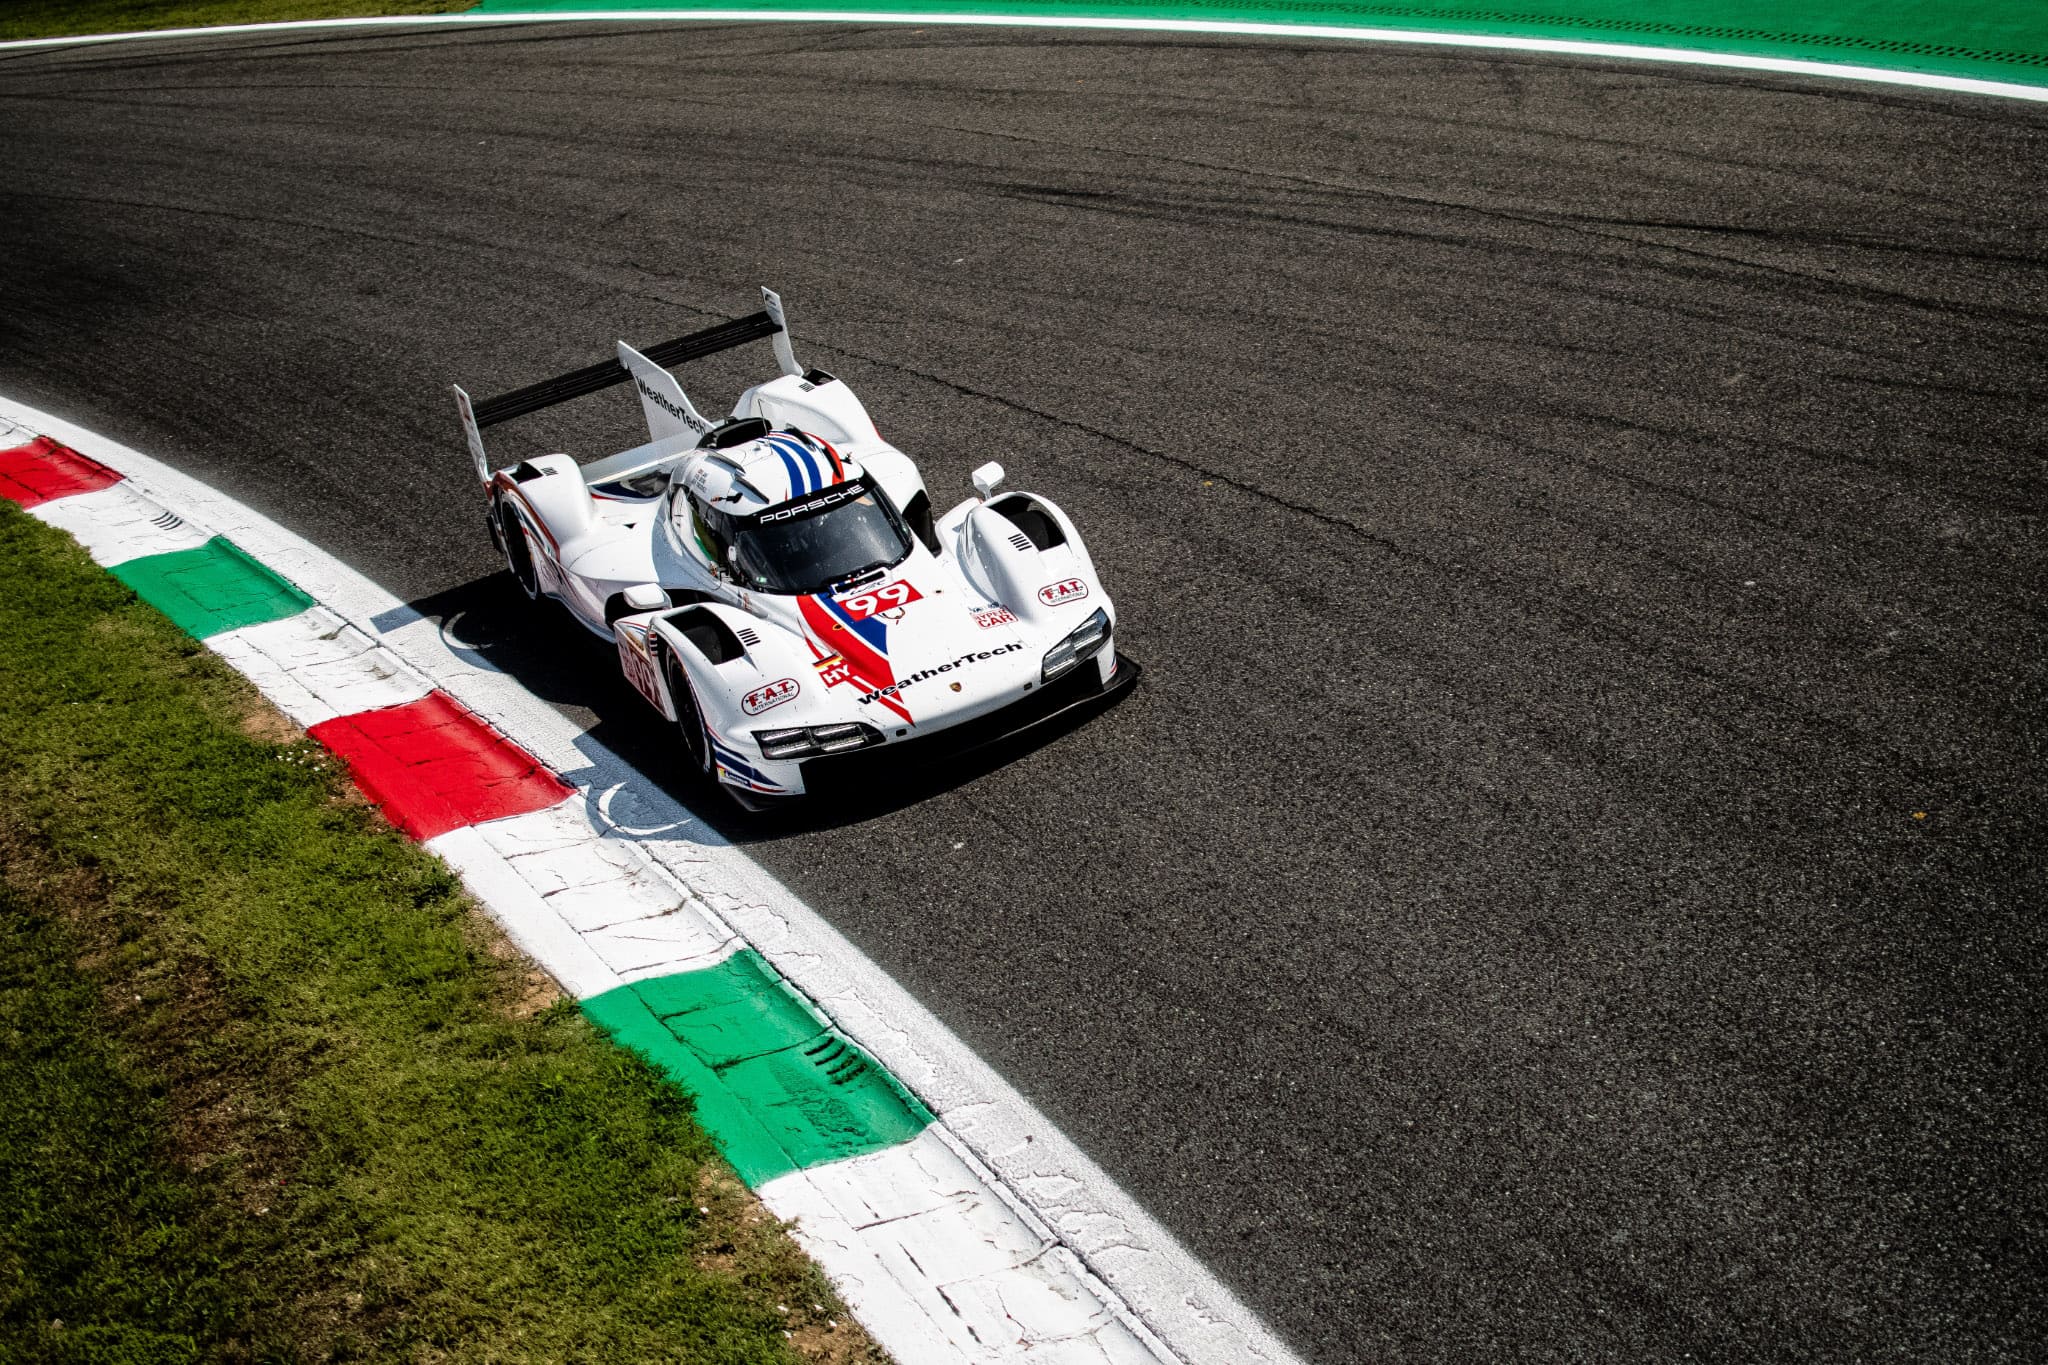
[{"x1": 754, "y1": 550, "x2": 1040, "y2": 728}]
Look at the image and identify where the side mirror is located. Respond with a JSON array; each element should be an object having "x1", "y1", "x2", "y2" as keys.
[
  {"x1": 971, "y1": 461, "x2": 1005, "y2": 501},
  {"x1": 622, "y1": 583, "x2": 670, "y2": 612}
]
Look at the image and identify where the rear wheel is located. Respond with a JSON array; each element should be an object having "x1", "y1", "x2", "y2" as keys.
[{"x1": 497, "y1": 499, "x2": 540, "y2": 600}]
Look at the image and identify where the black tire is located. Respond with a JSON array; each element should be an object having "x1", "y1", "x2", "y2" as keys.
[
  {"x1": 664, "y1": 654, "x2": 713, "y2": 776},
  {"x1": 497, "y1": 499, "x2": 540, "y2": 600},
  {"x1": 664, "y1": 653, "x2": 757, "y2": 812}
]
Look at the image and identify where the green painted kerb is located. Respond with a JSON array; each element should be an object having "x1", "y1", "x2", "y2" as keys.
[
  {"x1": 583, "y1": 950, "x2": 933, "y2": 1187},
  {"x1": 111, "y1": 537, "x2": 314, "y2": 639},
  {"x1": 472, "y1": 0, "x2": 2048, "y2": 87}
]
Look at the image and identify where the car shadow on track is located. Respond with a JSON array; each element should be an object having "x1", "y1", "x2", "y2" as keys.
[{"x1": 390, "y1": 574, "x2": 1133, "y2": 842}]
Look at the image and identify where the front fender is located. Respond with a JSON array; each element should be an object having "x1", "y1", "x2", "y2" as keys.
[
  {"x1": 627, "y1": 602, "x2": 859, "y2": 797},
  {"x1": 944, "y1": 492, "x2": 1112, "y2": 631},
  {"x1": 639, "y1": 603, "x2": 822, "y2": 736}
]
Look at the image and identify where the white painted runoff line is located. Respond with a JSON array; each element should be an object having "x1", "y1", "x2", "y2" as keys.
[
  {"x1": 1, "y1": 9, "x2": 2043, "y2": 104},
  {"x1": 0, "y1": 394, "x2": 1306, "y2": 1365}
]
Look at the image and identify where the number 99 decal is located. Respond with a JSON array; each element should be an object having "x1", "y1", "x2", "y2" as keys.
[
  {"x1": 840, "y1": 579, "x2": 923, "y2": 621},
  {"x1": 616, "y1": 624, "x2": 665, "y2": 712}
]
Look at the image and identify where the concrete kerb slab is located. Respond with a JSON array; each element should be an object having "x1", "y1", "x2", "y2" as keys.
[{"x1": 0, "y1": 399, "x2": 1304, "y2": 1365}]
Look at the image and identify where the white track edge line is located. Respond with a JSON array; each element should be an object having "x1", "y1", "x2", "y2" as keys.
[
  {"x1": 0, "y1": 393, "x2": 1307, "y2": 1365},
  {"x1": 1, "y1": 9, "x2": 2044, "y2": 103}
]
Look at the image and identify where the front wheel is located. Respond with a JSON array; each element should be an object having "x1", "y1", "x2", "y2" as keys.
[
  {"x1": 664, "y1": 653, "x2": 759, "y2": 812},
  {"x1": 664, "y1": 654, "x2": 713, "y2": 777}
]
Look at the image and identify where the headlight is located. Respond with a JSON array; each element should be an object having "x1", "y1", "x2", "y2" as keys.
[
  {"x1": 753, "y1": 722, "x2": 883, "y2": 761},
  {"x1": 1041, "y1": 607, "x2": 1111, "y2": 683}
]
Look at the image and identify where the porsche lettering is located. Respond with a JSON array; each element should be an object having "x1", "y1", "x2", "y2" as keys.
[{"x1": 756, "y1": 483, "x2": 863, "y2": 524}]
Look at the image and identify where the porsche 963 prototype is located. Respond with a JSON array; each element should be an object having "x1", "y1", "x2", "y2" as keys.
[{"x1": 452, "y1": 288, "x2": 1136, "y2": 806}]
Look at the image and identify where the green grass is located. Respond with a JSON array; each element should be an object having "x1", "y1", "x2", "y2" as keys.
[
  {"x1": 0, "y1": 0, "x2": 470, "y2": 42},
  {"x1": 0, "y1": 502, "x2": 886, "y2": 1364}
]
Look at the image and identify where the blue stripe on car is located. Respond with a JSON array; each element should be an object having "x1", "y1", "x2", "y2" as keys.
[
  {"x1": 711, "y1": 738, "x2": 784, "y2": 791},
  {"x1": 788, "y1": 438, "x2": 825, "y2": 491},
  {"x1": 768, "y1": 434, "x2": 824, "y2": 494},
  {"x1": 772, "y1": 445, "x2": 808, "y2": 498}
]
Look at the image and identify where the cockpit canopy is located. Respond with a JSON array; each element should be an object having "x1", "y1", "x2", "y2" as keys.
[{"x1": 673, "y1": 430, "x2": 912, "y2": 595}]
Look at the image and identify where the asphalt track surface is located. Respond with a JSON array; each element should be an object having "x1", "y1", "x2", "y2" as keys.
[{"x1": 4, "y1": 22, "x2": 2044, "y2": 1361}]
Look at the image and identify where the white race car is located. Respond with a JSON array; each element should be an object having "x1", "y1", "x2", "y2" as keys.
[{"x1": 453, "y1": 288, "x2": 1136, "y2": 807}]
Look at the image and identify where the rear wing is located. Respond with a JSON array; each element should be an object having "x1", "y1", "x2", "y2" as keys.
[{"x1": 452, "y1": 286, "x2": 806, "y2": 481}]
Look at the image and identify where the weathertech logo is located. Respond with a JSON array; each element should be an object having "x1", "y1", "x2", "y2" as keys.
[
  {"x1": 858, "y1": 643, "x2": 1022, "y2": 705},
  {"x1": 742, "y1": 677, "x2": 799, "y2": 715},
  {"x1": 635, "y1": 376, "x2": 707, "y2": 432},
  {"x1": 1038, "y1": 578, "x2": 1089, "y2": 607}
]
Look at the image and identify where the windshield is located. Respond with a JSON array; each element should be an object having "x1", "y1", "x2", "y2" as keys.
[{"x1": 726, "y1": 481, "x2": 913, "y2": 595}]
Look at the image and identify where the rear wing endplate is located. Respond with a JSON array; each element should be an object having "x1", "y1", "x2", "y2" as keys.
[{"x1": 452, "y1": 383, "x2": 489, "y2": 483}]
